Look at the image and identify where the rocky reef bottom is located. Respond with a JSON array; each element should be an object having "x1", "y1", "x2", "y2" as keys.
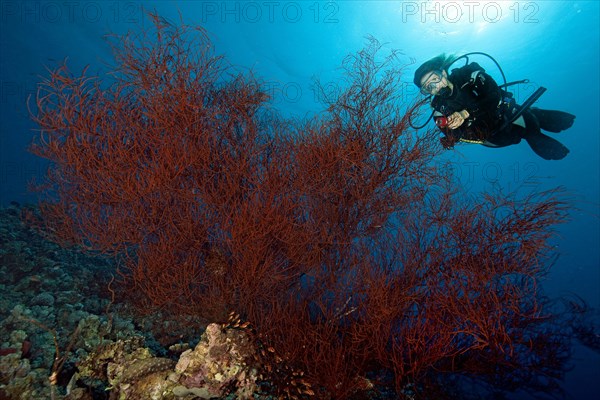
[
  {"x1": 1, "y1": 203, "x2": 403, "y2": 400},
  {"x1": 0, "y1": 204, "x2": 305, "y2": 400}
]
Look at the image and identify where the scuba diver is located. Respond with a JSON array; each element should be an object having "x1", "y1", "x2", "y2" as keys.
[{"x1": 413, "y1": 54, "x2": 575, "y2": 160}]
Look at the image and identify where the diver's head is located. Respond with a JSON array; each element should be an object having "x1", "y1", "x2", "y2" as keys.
[{"x1": 413, "y1": 54, "x2": 456, "y2": 97}]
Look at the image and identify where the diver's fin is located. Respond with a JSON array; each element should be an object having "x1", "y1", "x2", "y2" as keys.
[
  {"x1": 524, "y1": 131, "x2": 570, "y2": 160},
  {"x1": 530, "y1": 108, "x2": 575, "y2": 133}
]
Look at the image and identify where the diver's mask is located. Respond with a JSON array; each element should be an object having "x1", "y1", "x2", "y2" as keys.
[
  {"x1": 420, "y1": 70, "x2": 452, "y2": 97},
  {"x1": 420, "y1": 70, "x2": 443, "y2": 95}
]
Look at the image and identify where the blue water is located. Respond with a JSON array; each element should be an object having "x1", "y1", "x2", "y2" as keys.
[{"x1": 1, "y1": 1, "x2": 598, "y2": 398}]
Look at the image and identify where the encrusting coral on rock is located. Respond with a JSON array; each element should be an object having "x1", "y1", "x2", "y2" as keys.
[
  {"x1": 72, "y1": 323, "x2": 258, "y2": 399},
  {"x1": 174, "y1": 322, "x2": 259, "y2": 399}
]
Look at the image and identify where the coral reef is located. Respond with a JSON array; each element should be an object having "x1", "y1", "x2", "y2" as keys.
[
  {"x1": 0, "y1": 329, "x2": 39, "y2": 399},
  {"x1": 5, "y1": 10, "x2": 587, "y2": 400},
  {"x1": 175, "y1": 323, "x2": 258, "y2": 398},
  {"x1": 73, "y1": 323, "x2": 259, "y2": 399},
  {"x1": 0, "y1": 205, "x2": 167, "y2": 399},
  {"x1": 1, "y1": 204, "x2": 269, "y2": 400}
]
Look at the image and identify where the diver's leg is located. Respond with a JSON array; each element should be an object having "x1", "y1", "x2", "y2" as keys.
[
  {"x1": 529, "y1": 107, "x2": 576, "y2": 133},
  {"x1": 521, "y1": 110, "x2": 570, "y2": 160},
  {"x1": 523, "y1": 133, "x2": 570, "y2": 160},
  {"x1": 483, "y1": 124, "x2": 522, "y2": 148}
]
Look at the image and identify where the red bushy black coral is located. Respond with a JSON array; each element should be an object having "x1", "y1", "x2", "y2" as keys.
[{"x1": 29, "y1": 13, "x2": 570, "y2": 399}]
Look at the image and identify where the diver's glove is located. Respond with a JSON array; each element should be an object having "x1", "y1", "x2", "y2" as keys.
[{"x1": 447, "y1": 110, "x2": 470, "y2": 129}]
